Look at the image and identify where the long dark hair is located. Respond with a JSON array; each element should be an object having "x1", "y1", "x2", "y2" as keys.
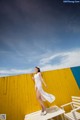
[{"x1": 35, "y1": 66, "x2": 41, "y2": 72}]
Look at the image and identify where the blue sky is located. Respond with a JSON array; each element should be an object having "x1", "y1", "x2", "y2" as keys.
[{"x1": 0, "y1": 0, "x2": 80, "y2": 76}]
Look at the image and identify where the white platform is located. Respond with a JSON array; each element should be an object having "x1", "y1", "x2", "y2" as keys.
[{"x1": 24, "y1": 106, "x2": 65, "y2": 120}]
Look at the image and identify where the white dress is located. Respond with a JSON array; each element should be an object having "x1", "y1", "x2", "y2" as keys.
[{"x1": 34, "y1": 72, "x2": 55, "y2": 103}]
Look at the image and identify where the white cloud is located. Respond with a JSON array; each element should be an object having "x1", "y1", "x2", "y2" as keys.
[
  {"x1": 0, "y1": 68, "x2": 32, "y2": 77},
  {"x1": 40, "y1": 55, "x2": 55, "y2": 65},
  {"x1": 0, "y1": 48, "x2": 80, "y2": 77},
  {"x1": 40, "y1": 48, "x2": 80, "y2": 71}
]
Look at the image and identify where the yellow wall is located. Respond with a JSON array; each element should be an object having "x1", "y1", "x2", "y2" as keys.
[{"x1": 0, "y1": 68, "x2": 80, "y2": 120}]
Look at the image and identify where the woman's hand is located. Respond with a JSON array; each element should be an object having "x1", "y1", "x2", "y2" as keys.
[
  {"x1": 44, "y1": 84, "x2": 47, "y2": 87},
  {"x1": 32, "y1": 77, "x2": 34, "y2": 80},
  {"x1": 31, "y1": 74, "x2": 34, "y2": 80}
]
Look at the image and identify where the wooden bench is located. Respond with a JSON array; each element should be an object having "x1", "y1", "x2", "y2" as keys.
[
  {"x1": 61, "y1": 96, "x2": 80, "y2": 120},
  {"x1": 24, "y1": 105, "x2": 65, "y2": 120}
]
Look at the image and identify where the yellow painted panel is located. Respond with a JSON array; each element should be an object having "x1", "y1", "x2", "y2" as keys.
[{"x1": 0, "y1": 68, "x2": 79, "y2": 120}]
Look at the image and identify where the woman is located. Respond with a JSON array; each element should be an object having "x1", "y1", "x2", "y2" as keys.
[{"x1": 32, "y1": 66, "x2": 55, "y2": 115}]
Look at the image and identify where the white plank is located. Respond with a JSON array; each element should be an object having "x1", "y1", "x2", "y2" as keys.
[
  {"x1": 24, "y1": 106, "x2": 65, "y2": 120},
  {"x1": 72, "y1": 96, "x2": 80, "y2": 99},
  {"x1": 65, "y1": 112, "x2": 80, "y2": 120}
]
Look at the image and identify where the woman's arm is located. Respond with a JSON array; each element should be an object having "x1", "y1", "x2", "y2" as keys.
[
  {"x1": 39, "y1": 73, "x2": 47, "y2": 87},
  {"x1": 31, "y1": 74, "x2": 35, "y2": 81}
]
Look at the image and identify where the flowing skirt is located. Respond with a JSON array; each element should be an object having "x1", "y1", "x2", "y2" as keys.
[{"x1": 35, "y1": 84, "x2": 55, "y2": 103}]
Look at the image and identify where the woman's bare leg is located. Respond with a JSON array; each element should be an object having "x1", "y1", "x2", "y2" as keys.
[
  {"x1": 38, "y1": 97, "x2": 46, "y2": 111},
  {"x1": 36, "y1": 88, "x2": 46, "y2": 111}
]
